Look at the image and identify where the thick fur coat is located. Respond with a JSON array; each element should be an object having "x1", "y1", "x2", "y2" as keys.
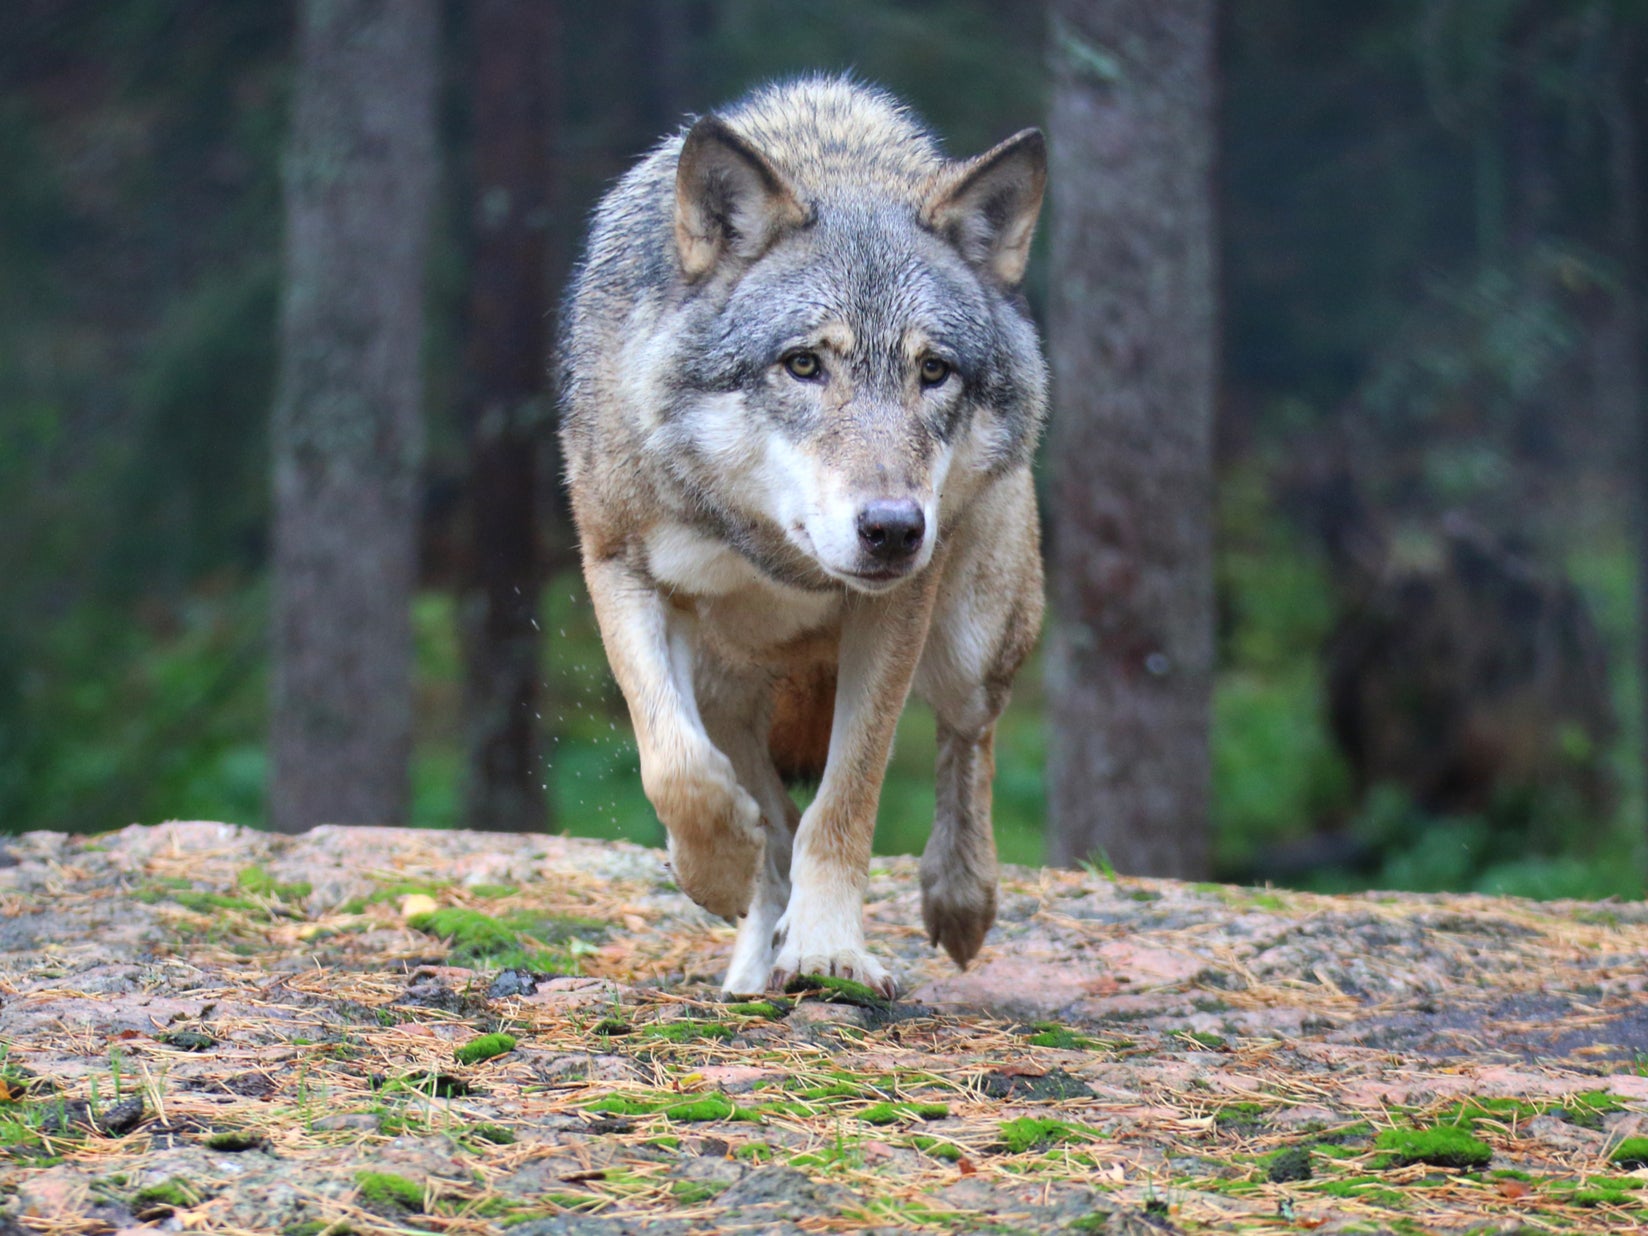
[{"x1": 559, "y1": 78, "x2": 1047, "y2": 995}]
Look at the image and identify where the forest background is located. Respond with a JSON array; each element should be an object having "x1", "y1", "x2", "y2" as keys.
[{"x1": 2, "y1": 0, "x2": 1644, "y2": 902}]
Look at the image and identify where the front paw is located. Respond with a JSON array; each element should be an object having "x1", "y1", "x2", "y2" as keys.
[
  {"x1": 649, "y1": 756, "x2": 763, "y2": 920},
  {"x1": 919, "y1": 855, "x2": 998, "y2": 969},
  {"x1": 767, "y1": 915, "x2": 897, "y2": 999}
]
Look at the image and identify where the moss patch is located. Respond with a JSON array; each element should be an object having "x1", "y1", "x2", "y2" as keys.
[
  {"x1": 1373, "y1": 1124, "x2": 1493, "y2": 1169},
  {"x1": 999, "y1": 1116, "x2": 1099, "y2": 1153},
  {"x1": 1612, "y1": 1137, "x2": 1648, "y2": 1169},
  {"x1": 454, "y1": 1033, "x2": 517, "y2": 1065},
  {"x1": 356, "y1": 1171, "x2": 424, "y2": 1212},
  {"x1": 858, "y1": 1101, "x2": 949, "y2": 1125},
  {"x1": 1265, "y1": 1144, "x2": 1313, "y2": 1182}
]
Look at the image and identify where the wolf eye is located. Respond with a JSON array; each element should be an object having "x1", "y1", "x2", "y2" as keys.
[
  {"x1": 783, "y1": 351, "x2": 822, "y2": 380},
  {"x1": 919, "y1": 357, "x2": 951, "y2": 386}
]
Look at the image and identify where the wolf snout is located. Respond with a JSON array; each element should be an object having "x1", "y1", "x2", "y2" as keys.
[{"x1": 856, "y1": 499, "x2": 925, "y2": 563}]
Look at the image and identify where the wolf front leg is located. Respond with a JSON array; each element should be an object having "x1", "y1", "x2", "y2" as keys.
[
  {"x1": 584, "y1": 556, "x2": 763, "y2": 920},
  {"x1": 768, "y1": 579, "x2": 940, "y2": 998}
]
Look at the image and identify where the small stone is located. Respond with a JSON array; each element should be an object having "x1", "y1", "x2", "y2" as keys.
[{"x1": 489, "y1": 968, "x2": 539, "y2": 999}]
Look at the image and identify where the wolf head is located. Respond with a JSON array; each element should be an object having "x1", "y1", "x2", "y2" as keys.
[{"x1": 653, "y1": 81, "x2": 1048, "y2": 594}]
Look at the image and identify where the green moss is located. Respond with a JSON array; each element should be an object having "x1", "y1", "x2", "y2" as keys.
[
  {"x1": 908, "y1": 1134, "x2": 964, "y2": 1162},
  {"x1": 1563, "y1": 1090, "x2": 1626, "y2": 1129},
  {"x1": 1214, "y1": 1101, "x2": 1268, "y2": 1130},
  {"x1": 1440, "y1": 1096, "x2": 1540, "y2": 1128},
  {"x1": 133, "y1": 1178, "x2": 199, "y2": 1209},
  {"x1": 236, "y1": 865, "x2": 311, "y2": 901},
  {"x1": 647, "y1": 1136, "x2": 681, "y2": 1150},
  {"x1": 1559, "y1": 1184, "x2": 1639, "y2": 1208},
  {"x1": 454, "y1": 1033, "x2": 517, "y2": 1065},
  {"x1": 1265, "y1": 1145, "x2": 1313, "y2": 1182},
  {"x1": 1309, "y1": 1177, "x2": 1407, "y2": 1206},
  {"x1": 725, "y1": 1000, "x2": 788, "y2": 1018},
  {"x1": 170, "y1": 890, "x2": 262, "y2": 915},
  {"x1": 355, "y1": 1171, "x2": 424, "y2": 1212},
  {"x1": 204, "y1": 1129, "x2": 263, "y2": 1151},
  {"x1": 859, "y1": 1101, "x2": 948, "y2": 1125},
  {"x1": 467, "y1": 883, "x2": 517, "y2": 899},
  {"x1": 662, "y1": 1095, "x2": 749, "y2": 1122},
  {"x1": 408, "y1": 907, "x2": 516, "y2": 955},
  {"x1": 1489, "y1": 1168, "x2": 1535, "y2": 1181},
  {"x1": 1023, "y1": 1021, "x2": 1109, "y2": 1050},
  {"x1": 592, "y1": 1017, "x2": 631, "y2": 1036},
  {"x1": 735, "y1": 1142, "x2": 773, "y2": 1161},
  {"x1": 670, "y1": 1180, "x2": 725, "y2": 1204},
  {"x1": 466, "y1": 1122, "x2": 516, "y2": 1145},
  {"x1": 785, "y1": 974, "x2": 890, "y2": 1008},
  {"x1": 999, "y1": 1116, "x2": 1097, "y2": 1153},
  {"x1": 636, "y1": 1020, "x2": 734, "y2": 1043},
  {"x1": 1373, "y1": 1124, "x2": 1492, "y2": 1169},
  {"x1": 586, "y1": 1093, "x2": 755, "y2": 1122},
  {"x1": 1180, "y1": 1030, "x2": 1228, "y2": 1051},
  {"x1": 1612, "y1": 1137, "x2": 1648, "y2": 1168}
]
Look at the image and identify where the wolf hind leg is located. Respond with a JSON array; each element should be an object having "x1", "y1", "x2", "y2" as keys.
[
  {"x1": 914, "y1": 472, "x2": 1043, "y2": 969},
  {"x1": 919, "y1": 719, "x2": 1000, "y2": 968}
]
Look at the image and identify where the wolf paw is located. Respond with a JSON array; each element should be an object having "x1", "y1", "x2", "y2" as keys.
[
  {"x1": 766, "y1": 919, "x2": 897, "y2": 999},
  {"x1": 651, "y1": 758, "x2": 763, "y2": 921},
  {"x1": 919, "y1": 858, "x2": 998, "y2": 969}
]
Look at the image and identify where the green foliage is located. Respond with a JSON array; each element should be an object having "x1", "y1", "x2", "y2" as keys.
[{"x1": 1213, "y1": 462, "x2": 1354, "y2": 874}]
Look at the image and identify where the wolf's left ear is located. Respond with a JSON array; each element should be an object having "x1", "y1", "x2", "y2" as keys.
[
  {"x1": 923, "y1": 128, "x2": 1047, "y2": 288},
  {"x1": 675, "y1": 115, "x2": 808, "y2": 280}
]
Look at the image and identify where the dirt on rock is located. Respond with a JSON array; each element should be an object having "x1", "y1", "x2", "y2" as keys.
[{"x1": 1, "y1": 821, "x2": 1646, "y2": 1234}]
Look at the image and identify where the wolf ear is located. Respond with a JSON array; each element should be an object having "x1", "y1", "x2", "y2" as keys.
[
  {"x1": 923, "y1": 128, "x2": 1047, "y2": 288},
  {"x1": 675, "y1": 116, "x2": 807, "y2": 280}
]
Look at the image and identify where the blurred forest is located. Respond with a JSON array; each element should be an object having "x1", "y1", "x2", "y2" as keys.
[{"x1": 2, "y1": 0, "x2": 1644, "y2": 900}]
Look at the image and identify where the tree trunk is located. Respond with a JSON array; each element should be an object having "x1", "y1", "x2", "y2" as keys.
[
  {"x1": 1044, "y1": 0, "x2": 1218, "y2": 877},
  {"x1": 458, "y1": 0, "x2": 560, "y2": 834},
  {"x1": 269, "y1": 0, "x2": 438, "y2": 833}
]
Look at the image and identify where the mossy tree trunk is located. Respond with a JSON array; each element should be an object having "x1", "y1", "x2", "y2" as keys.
[
  {"x1": 457, "y1": 0, "x2": 562, "y2": 834},
  {"x1": 269, "y1": 0, "x2": 438, "y2": 832},
  {"x1": 1044, "y1": 0, "x2": 1218, "y2": 878}
]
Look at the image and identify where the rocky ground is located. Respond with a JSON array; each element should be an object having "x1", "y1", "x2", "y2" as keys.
[{"x1": 1, "y1": 821, "x2": 1646, "y2": 1235}]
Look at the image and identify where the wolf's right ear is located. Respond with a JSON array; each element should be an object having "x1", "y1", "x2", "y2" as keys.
[
  {"x1": 675, "y1": 116, "x2": 807, "y2": 281},
  {"x1": 923, "y1": 128, "x2": 1047, "y2": 288}
]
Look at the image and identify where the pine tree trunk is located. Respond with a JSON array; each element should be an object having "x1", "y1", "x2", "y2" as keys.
[
  {"x1": 269, "y1": 0, "x2": 438, "y2": 833},
  {"x1": 458, "y1": 0, "x2": 560, "y2": 834},
  {"x1": 1044, "y1": 0, "x2": 1218, "y2": 877}
]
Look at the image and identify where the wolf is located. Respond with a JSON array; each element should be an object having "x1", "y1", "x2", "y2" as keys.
[{"x1": 558, "y1": 78, "x2": 1047, "y2": 997}]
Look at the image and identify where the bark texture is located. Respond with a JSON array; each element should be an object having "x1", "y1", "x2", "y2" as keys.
[
  {"x1": 1045, "y1": 0, "x2": 1218, "y2": 877},
  {"x1": 269, "y1": 0, "x2": 438, "y2": 833},
  {"x1": 458, "y1": 0, "x2": 561, "y2": 834}
]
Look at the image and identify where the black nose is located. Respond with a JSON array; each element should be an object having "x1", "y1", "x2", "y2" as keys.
[{"x1": 856, "y1": 499, "x2": 925, "y2": 562}]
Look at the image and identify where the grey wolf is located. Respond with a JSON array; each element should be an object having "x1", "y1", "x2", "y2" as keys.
[{"x1": 558, "y1": 78, "x2": 1048, "y2": 996}]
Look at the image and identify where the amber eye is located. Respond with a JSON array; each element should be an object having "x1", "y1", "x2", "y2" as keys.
[
  {"x1": 783, "y1": 351, "x2": 822, "y2": 380},
  {"x1": 919, "y1": 357, "x2": 951, "y2": 386}
]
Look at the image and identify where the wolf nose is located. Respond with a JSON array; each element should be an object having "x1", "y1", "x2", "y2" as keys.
[{"x1": 857, "y1": 499, "x2": 925, "y2": 562}]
